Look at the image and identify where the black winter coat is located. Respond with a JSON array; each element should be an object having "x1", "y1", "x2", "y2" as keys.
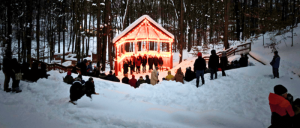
[
  {"x1": 145, "y1": 78, "x2": 150, "y2": 84},
  {"x1": 148, "y1": 57, "x2": 154, "y2": 66},
  {"x1": 185, "y1": 69, "x2": 196, "y2": 82},
  {"x1": 122, "y1": 77, "x2": 129, "y2": 84},
  {"x1": 194, "y1": 56, "x2": 206, "y2": 71},
  {"x1": 80, "y1": 62, "x2": 87, "y2": 75},
  {"x1": 70, "y1": 81, "x2": 85, "y2": 101},
  {"x1": 208, "y1": 53, "x2": 219, "y2": 69},
  {"x1": 158, "y1": 57, "x2": 163, "y2": 65},
  {"x1": 153, "y1": 56, "x2": 159, "y2": 66},
  {"x1": 84, "y1": 81, "x2": 96, "y2": 97},
  {"x1": 123, "y1": 62, "x2": 129, "y2": 74},
  {"x1": 3, "y1": 56, "x2": 12, "y2": 74},
  {"x1": 142, "y1": 56, "x2": 147, "y2": 66},
  {"x1": 220, "y1": 56, "x2": 228, "y2": 68}
]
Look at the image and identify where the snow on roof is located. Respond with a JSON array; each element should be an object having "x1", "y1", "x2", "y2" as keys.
[{"x1": 113, "y1": 15, "x2": 174, "y2": 43}]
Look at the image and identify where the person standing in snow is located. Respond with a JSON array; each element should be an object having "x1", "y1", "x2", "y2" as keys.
[
  {"x1": 270, "y1": 51, "x2": 280, "y2": 78},
  {"x1": 122, "y1": 73, "x2": 129, "y2": 85},
  {"x1": 239, "y1": 54, "x2": 245, "y2": 67},
  {"x1": 194, "y1": 52, "x2": 206, "y2": 87},
  {"x1": 142, "y1": 54, "x2": 147, "y2": 73},
  {"x1": 129, "y1": 75, "x2": 137, "y2": 88},
  {"x1": 153, "y1": 55, "x2": 159, "y2": 69},
  {"x1": 158, "y1": 56, "x2": 163, "y2": 71},
  {"x1": 123, "y1": 60, "x2": 129, "y2": 75},
  {"x1": 150, "y1": 66, "x2": 159, "y2": 85},
  {"x1": 172, "y1": 68, "x2": 184, "y2": 84},
  {"x1": 80, "y1": 59, "x2": 88, "y2": 76},
  {"x1": 268, "y1": 85, "x2": 294, "y2": 128},
  {"x1": 148, "y1": 55, "x2": 154, "y2": 72},
  {"x1": 84, "y1": 77, "x2": 99, "y2": 99},
  {"x1": 11, "y1": 58, "x2": 22, "y2": 93},
  {"x1": 3, "y1": 51, "x2": 12, "y2": 92},
  {"x1": 69, "y1": 77, "x2": 86, "y2": 105},
  {"x1": 208, "y1": 50, "x2": 219, "y2": 80},
  {"x1": 136, "y1": 54, "x2": 142, "y2": 74},
  {"x1": 220, "y1": 51, "x2": 228, "y2": 76}
]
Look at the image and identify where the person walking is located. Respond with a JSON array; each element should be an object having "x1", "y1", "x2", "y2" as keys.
[
  {"x1": 208, "y1": 50, "x2": 219, "y2": 80},
  {"x1": 220, "y1": 51, "x2": 228, "y2": 76},
  {"x1": 194, "y1": 52, "x2": 206, "y2": 87},
  {"x1": 270, "y1": 51, "x2": 280, "y2": 78},
  {"x1": 3, "y1": 52, "x2": 12, "y2": 92}
]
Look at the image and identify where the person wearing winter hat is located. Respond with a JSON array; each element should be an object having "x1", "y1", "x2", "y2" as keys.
[
  {"x1": 194, "y1": 52, "x2": 206, "y2": 87},
  {"x1": 270, "y1": 51, "x2": 280, "y2": 78},
  {"x1": 208, "y1": 50, "x2": 219, "y2": 80},
  {"x1": 64, "y1": 71, "x2": 74, "y2": 84},
  {"x1": 165, "y1": 71, "x2": 174, "y2": 81},
  {"x1": 129, "y1": 75, "x2": 137, "y2": 88},
  {"x1": 268, "y1": 85, "x2": 294, "y2": 128}
]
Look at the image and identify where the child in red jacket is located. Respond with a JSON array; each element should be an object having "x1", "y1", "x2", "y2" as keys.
[{"x1": 269, "y1": 85, "x2": 294, "y2": 128}]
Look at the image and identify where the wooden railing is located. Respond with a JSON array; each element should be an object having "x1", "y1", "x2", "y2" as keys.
[
  {"x1": 30, "y1": 58, "x2": 77, "y2": 73},
  {"x1": 203, "y1": 42, "x2": 251, "y2": 61}
]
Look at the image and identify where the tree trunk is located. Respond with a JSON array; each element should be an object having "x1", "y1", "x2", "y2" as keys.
[
  {"x1": 224, "y1": 0, "x2": 230, "y2": 49},
  {"x1": 5, "y1": 0, "x2": 12, "y2": 58},
  {"x1": 97, "y1": 0, "x2": 102, "y2": 63},
  {"x1": 179, "y1": 0, "x2": 184, "y2": 63},
  {"x1": 26, "y1": 0, "x2": 33, "y2": 63},
  {"x1": 36, "y1": 0, "x2": 40, "y2": 61}
]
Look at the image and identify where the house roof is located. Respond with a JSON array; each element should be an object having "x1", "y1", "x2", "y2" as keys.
[{"x1": 113, "y1": 15, "x2": 174, "y2": 43}]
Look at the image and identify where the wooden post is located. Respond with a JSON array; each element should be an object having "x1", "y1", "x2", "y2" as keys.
[
  {"x1": 157, "y1": 40, "x2": 160, "y2": 53},
  {"x1": 170, "y1": 41, "x2": 173, "y2": 69},
  {"x1": 114, "y1": 43, "x2": 118, "y2": 76}
]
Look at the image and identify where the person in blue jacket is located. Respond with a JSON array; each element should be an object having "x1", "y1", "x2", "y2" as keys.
[{"x1": 270, "y1": 51, "x2": 280, "y2": 78}]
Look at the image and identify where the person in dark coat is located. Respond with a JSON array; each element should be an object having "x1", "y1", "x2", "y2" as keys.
[
  {"x1": 239, "y1": 54, "x2": 245, "y2": 67},
  {"x1": 153, "y1": 55, "x2": 159, "y2": 68},
  {"x1": 136, "y1": 55, "x2": 142, "y2": 74},
  {"x1": 84, "y1": 77, "x2": 99, "y2": 99},
  {"x1": 31, "y1": 62, "x2": 39, "y2": 82},
  {"x1": 244, "y1": 53, "x2": 249, "y2": 66},
  {"x1": 270, "y1": 51, "x2": 280, "y2": 78},
  {"x1": 142, "y1": 54, "x2": 147, "y2": 73},
  {"x1": 145, "y1": 75, "x2": 150, "y2": 84},
  {"x1": 148, "y1": 55, "x2": 154, "y2": 72},
  {"x1": 87, "y1": 62, "x2": 93, "y2": 75},
  {"x1": 21, "y1": 62, "x2": 30, "y2": 81},
  {"x1": 158, "y1": 56, "x2": 163, "y2": 71},
  {"x1": 208, "y1": 50, "x2": 219, "y2": 80},
  {"x1": 129, "y1": 75, "x2": 137, "y2": 88},
  {"x1": 105, "y1": 71, "x2": 114, "y2": 81},
  {"x1": 40, "y1": 63, "x2": 49, "y2": 78},
  {"x1": 3, "y1": 52, "x2": 12, "y2": 92},
  {"x1": 122, "y1": 73, "x2": 129, "y2": 84},
  {"x1": 11, "y1": 58, "x2": 22, "y2": 93},
  {"x1": 80, "y1": 59, "x2": 88, "y2": 75},
  {"x1": 64, "y1": 71, "x2": 74, "y2": 84},
  {"x1": 136, "y1": 76, "x2": 146, "y2": 88},
  {"x1": 268, "y1": 85, "x2": 294, "y2": 128},
  {"x1": 194, "y1": 52, "x2": 206, "y2": 87},
  {"x1": 220, "y1": 51, "x2": 228, "y2": 76},
  {"x1": 131, "y1": 55, "x2": 136, "y2": 73},
  {"x1": 185, "y1": 67, "x2": 196, "y2": 82},
  {"x1": 69, "y1": 77, "x2": 85, "y2": 105},
  {"x1": 123, "y1": 60, "x2": 129, "y2": 75},
  {"x1": 77, "y1": 74, "x2": 85, "y2": 84}
]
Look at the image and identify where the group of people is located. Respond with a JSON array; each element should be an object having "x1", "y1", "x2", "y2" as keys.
[
  {"x1": 3, "y1": 52, "x2": 49, "y2": 93},
  {"x1": 229, "y1": 53, "x2": 249, "y2": 69},
  {"x1": 123, "y1": 54, "x2": 164, "y2": 75}
]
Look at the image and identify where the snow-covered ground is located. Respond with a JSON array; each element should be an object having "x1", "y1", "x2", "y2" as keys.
[{"x1": 1, "y1": 24, "x2": 300, "y2": 128}]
